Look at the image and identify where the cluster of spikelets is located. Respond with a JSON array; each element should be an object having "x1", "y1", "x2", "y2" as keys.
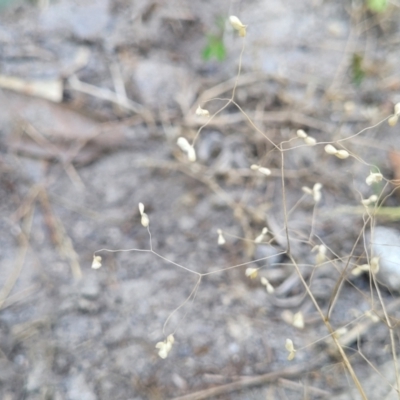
[{"x1": 89, "y1": 13, "x2": 400, "y2": 363}]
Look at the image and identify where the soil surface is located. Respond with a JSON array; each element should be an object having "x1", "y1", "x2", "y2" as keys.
[{"x1": 1, "y1": 1, "x2": 400, "y2": 399}]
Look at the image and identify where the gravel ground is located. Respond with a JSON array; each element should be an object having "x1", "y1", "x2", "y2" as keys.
[{"x1": 1, "y1": 1, "x2": 400, "y2": 399}]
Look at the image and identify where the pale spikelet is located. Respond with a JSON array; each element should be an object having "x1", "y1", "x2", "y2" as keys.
[
  {"x1": 141, "y1": 213, "x2": 149, "y2": 227},
  {"x1": 302, "y1": 186, "x2": 313, "y2": 195},
  {"x1": 195, "y1": 105, "x2": 210, "y2": 117},
  {"x1": 250, "y1": 164, "x2": 271, "y2": 176},
  {"x1": 315, "y1": 244, "x2": 327, "y2": 265},
  {"x1": 259, "y1": 167, "x2": 271, "y2": 176},
  {"x1": 395, "y1": 103, "x2": 400, "y2": 116},
  {"x1": 362, "y1": 194, "x2": 378, "y2": 206},
  {"x1": 177, "y1": 137, "x2": 191, "y2": 152},
  {"x1": 254, "y1": 227, "x2": 268, "y2": 243},
  {"x1": 138, "y1": 202, "x2": 149, "y2": 227},
  {"x1": 324, "y1": 144, "x2": 338, "y2": 155},
  {"x1": 296, "y1": 129, "x2": 308, "y2": 138},
  {"x1": 229, "y1": 16, "x2": 246, "y2": 37},
  {"x1": 155, "y1": 334, "x2": 175, "y2": 359},
  {"x1": 282, "y1": 310, "x2": 304, "y2": 329},
  {"x1": 351, "y1": 259, "x2": 379, "y2": 276},
  {"x1": 313, "y1": 183, "x2": 322, "y2": 203},
  {"x1": 138, "y1": 202, "x2": 145, "y2": 215},
  {"x1": 388, "y1": 115, "x2": 398, "y2": 127},
  {"x1": 292, "y1": 311, "x2": 305, "y2": 329},
  {"x1": 333, "y1": 327, "x2": 348, "y2": 338},
  {"x1": 370, "y1": 257, "x2": 380, "y2": 274},
  {"x1": 285, "y1": 338, "x2": 296, "y2": 360},
  {"x1": 245, "y1": 267, "x2": 258, "y2": 279},
  {"x1": 260, "y1": 277, "x2": 274, "y2": 293},
  {"x1": 177, "y1": 137, "x2": 196, "y2": 162},
  {"x1": 369, "y1": 194, "x2": 378, "y2": 203},
  {"x1": 335, "y1": 149, "x2": 350, "y2": 159},
  {"x1": 351, "y1": 264, "x2": 370, "y2": 276},
  {"x1": 365, "y1": 310, "x2": 379, "y2": 323},
  {"x1": 304, "y1": 136, "x2": 316, "y2": 146},
  {"x1": 91, "y1": 255, "x2": 102, "y2": 269},
  {"x1": 187, "y1": 145, "x2": 196, "y2": 162},
  {"x1": 366, "y1": 171, "x2": 383, "y2": 186},
  {"x1": 217, "y1": 229, "x2": 226, "y2": 245},
  {"x1": 302, "y1": 184, "x2": 322, "y2": 203}
]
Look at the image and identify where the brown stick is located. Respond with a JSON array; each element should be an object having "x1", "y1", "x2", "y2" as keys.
[{"x1": 172, "y1": 358, "x2": 325, "y2": 400}]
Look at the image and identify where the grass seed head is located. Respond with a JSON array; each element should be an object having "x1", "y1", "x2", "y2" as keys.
[
  {"x1": 365, "y1": 310, "x2": 380, "y2": 323},
  {"x1": 155, "y1": 334, "x2": 175, "y2": 359},
  {"x1": 333, "y1": 327, "x2": 348, "y2": 338},
  {"x1": 255, "y1": 227, "x2": 268, "y2": 243},
  {"x1": 258, "y1": 167, "x2": 271, "y2": 176},
  {"x1": 229, "y1": 16, "x2": 247, "y2": 37},
  {"x1": 260, "y1": 277, "x2": 274, "y2": 293},
  {"x1": 313, "y1": 183, "x2": 322, "y2": 203},
  {"x1": 177, "y1": 137, "x2": 196, "y2": 162},
  {"x1": 388, "y1": 115, "x2": 398, "y2": 127},
  {"x1": 292, "y1": 311, "x2": 305, "y2": 329},
  {"x1": 138, "y1": 203, "x2": 149, "y2": 226},
  {"x1": 369, "y1": 195, "x2": 378, "y2": 203},
  {"x1": 251, "y1": 164, "x2": 271, "y2": 176},
  {"x1": 138, "y1": 202, "x2": 145, "y2": 215},
  {"x1": 370, "y1": 257, "x2": 380, "y2": 274},
  {"x1": 324, "y1": 144, "x2": 338, "y2": 155},
  {"x1": 177, "y1": 137, "x2": 191, "y2": 152},
  {"x1": 362, "y1": 194, "x2": 378, "y2": 206},
  {"x1": 296, "y1": 129, "x2": 308, "y2": 138},
  {"x1": 304, "y1": 136, "x2": 316, "y2": 146},
  {"x1": 302, "y1": 186, "x2": 313, "y2": 195},
  {"x1": 282, "y1": 310, "x2": 304, "y2": 329},
  {"x1": 187, "y1": 146, "x2": 196, "y2": 162},
  {"x1": 217, "y1": 229, "x2": 226, "y2": 245},
  {"x1": 91, "y1": 255, "x2": 102, "y2": 269},
  {"x1": 366, "y1": 171, "x2": 383, "y2": 185},
  {"x1": 285, "y1": 338, "x2": 296, "y2": 360},
  {"x1": 141, "y1": 213, "x2": 149, "y2": 227},
  {"x1": 335, "y1": 149, "x2": 350, "y2": 159},
  {"x1": 315, "y1": 244, "x2": 327, "y2": 265},
  {"x1": 245, "y1": 267, "x2": 258, "y2": 279},
  {"x1": 195, "y1": 105, "x2": 210, "y2": 117},
  {"x1": 351, "y1": 264, "x2": 370, "y2": 276}
]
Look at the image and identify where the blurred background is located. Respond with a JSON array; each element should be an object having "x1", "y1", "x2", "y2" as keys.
[{"x1": 1, "y1": 0, "x2": 400, "y2": 399}]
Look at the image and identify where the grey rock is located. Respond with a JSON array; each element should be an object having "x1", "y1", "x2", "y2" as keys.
[
  {"x1": 104, "y1": 323, "x2": 129, "y2": 346},
  {"x1": 26, "y1": 361, "x2": 48, "y2": 394},
  {"x1": 132, "y1": 59, "x2": 197, "y2": 110},
  {"x1": 39, "y1": 0, "x2": 110, "y2": 41},
  {"x1": 67, "y1": 374, "x2": 96, "y2": 400},
  {"x1": 370, "y1": 226, "x2": 400, "y2": 291},
  {"x1": 77, "y1": 298, "x2": 102, "y2": 314},
  {"x1": 79, "y1": 279, "x2": 100, "y2": 300},
  {"x1": 254, "y1": 244, "x2": 283, "y2": 267}
]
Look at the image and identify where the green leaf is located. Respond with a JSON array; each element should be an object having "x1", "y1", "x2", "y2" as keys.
[
  {"x1": 367, "y1": 0, "x2": 388, "y2": 13},
  {"x1": 202, "y1": 35, "x2": 226, "y2": 62},
  {"x1": 351, "y1": 53, "x2": 365, "y2": 86},
  {"x1": 213, "y1": 40, "x2": 226, "y2": 61},
  {"x1": 202, "y1": 45, "x2": 213, "y2": 61}
]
